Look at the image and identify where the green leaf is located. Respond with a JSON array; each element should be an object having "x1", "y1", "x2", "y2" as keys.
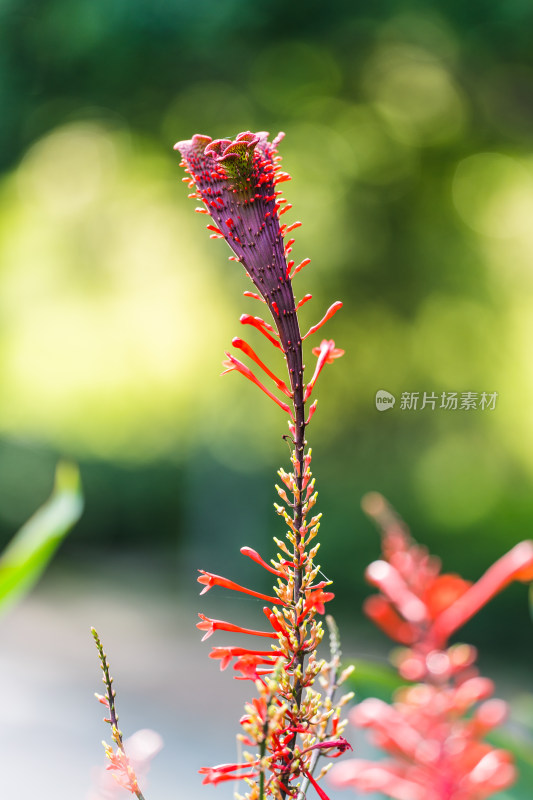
[
  {"x1": 0, "y1": 462, "x2": 83, "y2": 614},
  {"x1": 346, "y1": 658, "x2": 405, "y2": 702}
]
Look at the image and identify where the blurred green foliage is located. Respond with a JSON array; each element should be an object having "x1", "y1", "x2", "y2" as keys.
[
  {"x1": 1, "y1": 0, "x2": 533, "y2": 659},
  {"x1": 0, "y1": 462, "x2": 83, "y2": 613}
]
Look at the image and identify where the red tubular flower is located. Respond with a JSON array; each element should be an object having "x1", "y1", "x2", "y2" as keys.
[
  {"x1": 240, "y1": 546, "x2": 285, "y2": 578},
  {"x1": 423, "y1": 573, "x2": 472, "y2": 620},
  {"x1": 432, "y1": 540, "x2": 533, "y2": 646},
  {"x1": 302, "y1": 737, "x2": 352, "y2": 757},
  {"x1": 199, "y1": 762, "x2": 259, "y2": 786},
  {"x1": 363, "y1": 595, "x2": 418, "y2": 645},
  {"x1": 302, "y1": 301, "x2": 344, "y2": 340},
  {"x1": 304, "y1": 339, "x2": 345, "y2": 401},
  {"x1": 306, "y1": 399, "x2": 319, "y2": 425},
  {"x1": 209, "y1": 646, "x2": 283, "y2": 671},
  {"x1": 233, "y1": 654, "x2": 281, "y2": 680},
  {"x1": 197, "y1": 569, "x2": 280, "y2": 604},
  {"x1": 222, "y1": 353, "x2": 293, "y2": 416},
  {"x1": 365, "y1": 560, "x2": 428, "y2": 625},
  {"x1": 197, "y1": 613, "x2": 278, "y2": 642},
  {"x1": 297, "y1": 588, "x2": 335, "y2": 622},
  {"x1": 302, "y1": 768, "x2": 333, "y2": 800},
  {"x1": 232, "y1": 338, "x2": 292, "y2": 397},
  {"x1": 238, "y1": 314, "x2": 283, "y2": 350},
  {"x1": 296, "y1": 293, "x2": 313, "y2": 310}
]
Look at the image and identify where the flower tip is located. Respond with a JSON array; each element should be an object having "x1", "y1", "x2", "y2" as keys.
[
  {"x1": 197, "y1": 570, "x2": 212, "y2": 595},
  {"x1": 512, "y1": 539, "x2": 533, "y2": 581},
  {"x1": 361, "y1": 492, "x2": 387, "y2": 517},
  {"x1": 94, "y1": 692, "x2": 110, "y2": 707},
  {"x1": 174, "y1": 134, "x2": 213, "y2": 155}
]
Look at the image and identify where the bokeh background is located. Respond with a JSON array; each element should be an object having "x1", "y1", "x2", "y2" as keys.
[{"x1": 2, "y1": 1, "x2": 533, "y2": 798}]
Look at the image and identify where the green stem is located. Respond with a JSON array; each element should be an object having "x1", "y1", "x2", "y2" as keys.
[
  {"x1": 296, "y1": 616, "x2": 342, "y2": 800},
  {"x1": 259, "y1": 740, "x2": 266, "y2": 800}
]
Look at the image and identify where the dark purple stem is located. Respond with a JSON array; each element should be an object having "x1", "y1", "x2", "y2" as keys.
[{"x1": 264, "y1": 286, "x2": 307, "y2": 799}]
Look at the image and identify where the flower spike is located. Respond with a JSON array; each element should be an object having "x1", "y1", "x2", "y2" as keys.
[
  {"x1": 177, "y1": 130, "x2": 349, "y2": 800},
  {"x1": 91, "y1": 628, "x2": 147, "y2": 800}
]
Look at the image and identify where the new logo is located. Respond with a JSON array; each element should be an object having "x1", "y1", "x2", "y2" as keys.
[{"x1": 375, "y1": 390, "x2": 396, "y2": 411}]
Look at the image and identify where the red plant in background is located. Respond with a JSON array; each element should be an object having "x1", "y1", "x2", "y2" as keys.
[
  {"x1": 175, "y1": 131, "x2": 352, "y2": 799},
  {"x1": 329, "y1": 493, "x2": 533, "y2": 800}
]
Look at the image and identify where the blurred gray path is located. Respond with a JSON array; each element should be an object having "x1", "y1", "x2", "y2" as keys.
[{"x1": 0, "y1": 560, "x2": 265, "y2": 800}]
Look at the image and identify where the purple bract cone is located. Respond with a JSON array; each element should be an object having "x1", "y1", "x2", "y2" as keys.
[{"x1": 174, "y1": 131, "x2": 302, "y2": 365}]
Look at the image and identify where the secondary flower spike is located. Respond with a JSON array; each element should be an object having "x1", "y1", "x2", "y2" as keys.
[
  {"x1": 91, "y1": 628, "x2": 147, "y2": 800},
  {"x1": 177, "y1": 131, "x2": 351, "y2": 800},
  {"x1": 329, "y1": 494, "x2": 533, "y2": 800}
]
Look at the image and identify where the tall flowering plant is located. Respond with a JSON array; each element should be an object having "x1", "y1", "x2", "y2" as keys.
[
  {"x1": 329, "y1": 493, "x2": 533, "y2": 800},
  {"x1": 89, "y1": 130, "x2": 533, "y2": 800},
  {"x1": 175, "y1": 131, "x2": 352, "y2": 799}
]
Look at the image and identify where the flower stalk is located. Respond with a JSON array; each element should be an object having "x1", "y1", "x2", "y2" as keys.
[
  {"x1": 176, "y1": 131, "x2": 349, "y2": 798},
  {"x1": 91, "y1": 627, "x2": 146, "y2": 800}
]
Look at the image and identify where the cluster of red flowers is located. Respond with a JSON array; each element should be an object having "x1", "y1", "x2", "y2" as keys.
[
  {"x1": 176, "y1": 131, "x2": 350, "y2": 799},
  {"x1": 330, "y1": 493, "x2": 533, "y2": 800}
]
